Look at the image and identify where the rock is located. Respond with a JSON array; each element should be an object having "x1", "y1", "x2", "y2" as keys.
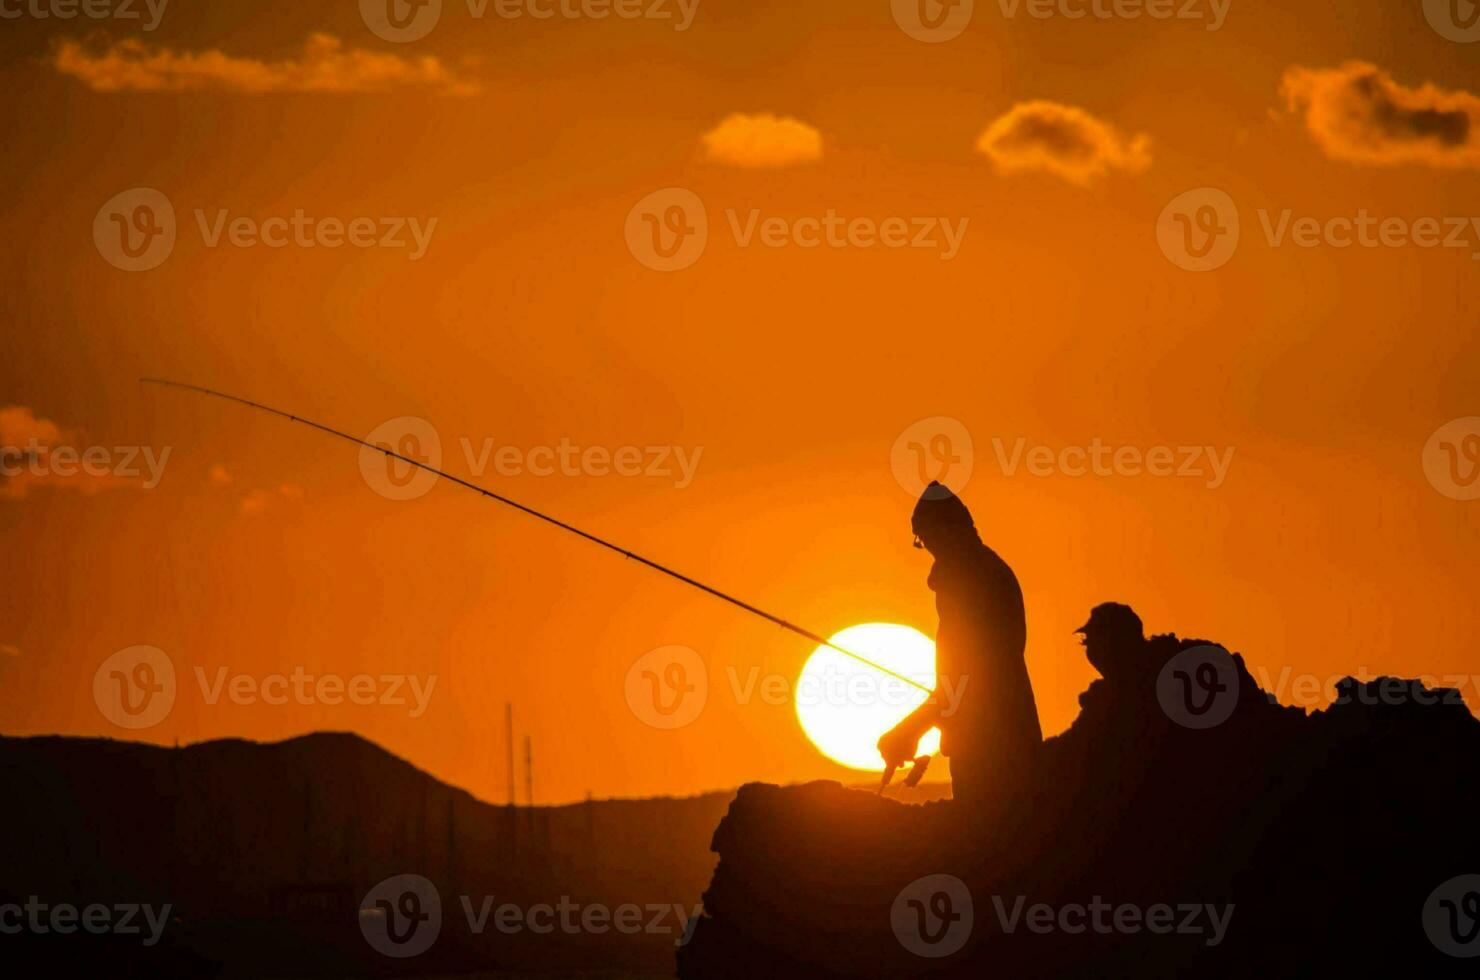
[{"x1": 679, "y1": 635, "x2": 1480, "y2": 977}]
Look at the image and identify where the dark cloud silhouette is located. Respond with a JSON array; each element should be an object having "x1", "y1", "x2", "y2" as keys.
[
  {"x1": 1282, "y1": 62, "x2": 1480, "y2": 169},
  {"x1": 975, "y1": 101, "x2": 1151, "y2": 185}
]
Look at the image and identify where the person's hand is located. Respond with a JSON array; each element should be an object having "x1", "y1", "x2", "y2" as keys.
[{"x1": 877, "y1": 722, "x2": 919, "y2": 768}]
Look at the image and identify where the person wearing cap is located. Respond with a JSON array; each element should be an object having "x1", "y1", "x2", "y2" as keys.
[
  {"x1": 877, "y1": 481, "x2": 1042, "y2": 809},
  {"x1": 1075, "y1": 602, "x2": 1148, "y2": 682}
]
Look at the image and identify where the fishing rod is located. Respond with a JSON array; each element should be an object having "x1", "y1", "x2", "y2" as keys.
[{"x1": 141, "y1": 378, "x2": 932, "y2": 695}]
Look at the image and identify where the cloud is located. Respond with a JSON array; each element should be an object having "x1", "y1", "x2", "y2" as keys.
[
  {"x1": 239, "y1": 490, "x2": 272, "y2": 516},
  {"x1": 974, "y1": 101, "x2": 1152, "y2": 185},
  {"x1": 701, "y1": 113, "x2": 823, "y2": 168},
  {"x1": 53, "y1": 33, "x2": 479, "y2": 96},
  {"x1": 1281, "y1": 62, "x2": 1480, "y2": 170},
  {"x1": 240, "y1": 483, "x2": 304, "y2": 517},
  {"x1": 211, "y1": 463, "x2": 300, "y2": 516},
  {"x1": 0, "y1": 407, "x2": 140, "y2": 499},
  {"x1": 0, "y1": 406, "x2": 66, "y2": 448}
]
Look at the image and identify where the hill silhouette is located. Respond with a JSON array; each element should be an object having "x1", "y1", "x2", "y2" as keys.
[
  {"x1": 6, "y1": 634, "x2": 1478, "y2": 976},
  {"x1": 1, "y1": 731, "x2": 731, "y2": 977},
  {"x1": 678, "y1": 633, "x2": 1480, "y2": 978}
]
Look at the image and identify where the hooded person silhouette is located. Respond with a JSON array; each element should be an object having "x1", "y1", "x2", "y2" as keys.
[{"x1": 878, "y1": 482, "x2": 1042, "y2": 809}]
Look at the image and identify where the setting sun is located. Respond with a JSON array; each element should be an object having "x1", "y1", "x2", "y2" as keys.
[{"x1": 795, "y1": 623, "x2": 941, "y2": 772}]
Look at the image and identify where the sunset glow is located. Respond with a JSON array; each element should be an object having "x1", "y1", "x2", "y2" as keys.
[{"x1": 795, "y1": 623, "x2": 941, "y2": 772}]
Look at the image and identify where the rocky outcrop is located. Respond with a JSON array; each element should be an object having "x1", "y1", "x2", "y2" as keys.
[{"x1": 679, "y1": 637, "x2": 1480, "y2": 978}]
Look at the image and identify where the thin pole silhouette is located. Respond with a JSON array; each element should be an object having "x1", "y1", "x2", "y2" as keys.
[
  {"x1": 142, "y1": 378, "x2": 932, "y2": 694},
  {"x1": 505, "y1": 704, "x2": 515, "y2": 808}
]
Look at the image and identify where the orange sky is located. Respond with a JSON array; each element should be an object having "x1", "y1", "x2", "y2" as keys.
[{"x1": 1, "y1": 0, "x2": 1477, "y2": 803}]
